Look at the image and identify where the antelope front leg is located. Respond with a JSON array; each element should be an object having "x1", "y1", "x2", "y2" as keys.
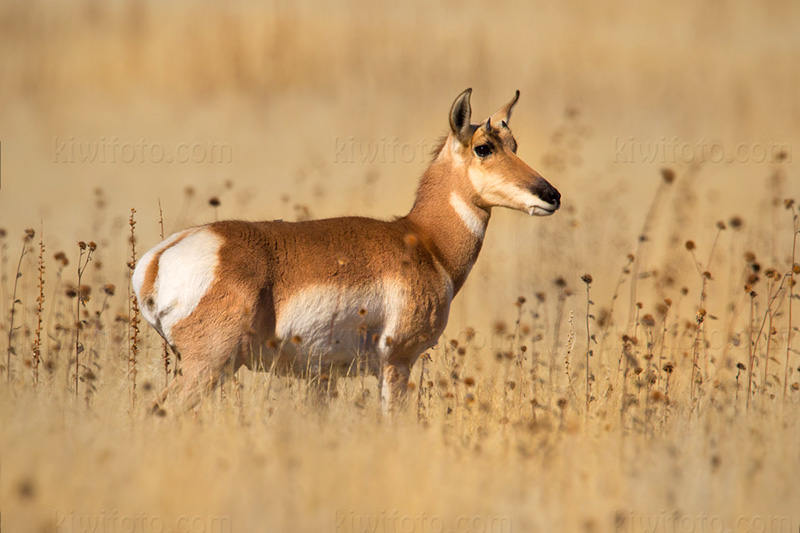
[{"x1": 379, "y1": 360, "x2": 411, "y2": 415}]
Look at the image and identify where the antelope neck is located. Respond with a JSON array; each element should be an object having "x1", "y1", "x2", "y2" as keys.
[{"x1": 403, "y1": 160, "x2": 489, "y2": 294}]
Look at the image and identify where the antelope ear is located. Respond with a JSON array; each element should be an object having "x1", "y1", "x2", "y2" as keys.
[
  {"x1": 449, "y1": 88, "x2": 473, "y2": 145},
  {"x1": 490, "y1": 90, "x2": 520, "y2": 128}
]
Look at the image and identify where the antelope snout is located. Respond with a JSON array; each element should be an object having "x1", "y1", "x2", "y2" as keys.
[
  {"x1": 527, "y1": 177, "x2": 560, "y2": 216},
  {"x1": 540, "y1": 179, "x2": 561, "y2": 208}
]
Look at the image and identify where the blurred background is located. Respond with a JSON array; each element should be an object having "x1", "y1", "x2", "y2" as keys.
[
  {"x1": 2, "y1": 2, "x2": 800, "y2": 530},
  {"x1": 0, "y1": 0, "x2": 798, "y2": 335}
]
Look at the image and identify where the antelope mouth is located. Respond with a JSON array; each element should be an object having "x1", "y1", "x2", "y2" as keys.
[{"x1": 527, "y1": 201, "x2": 559, "y2": 217}]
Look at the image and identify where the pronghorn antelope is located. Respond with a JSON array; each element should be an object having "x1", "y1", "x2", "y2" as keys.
[{"x1": 133, "y1": 89, "x2": 560, "y2": 413}]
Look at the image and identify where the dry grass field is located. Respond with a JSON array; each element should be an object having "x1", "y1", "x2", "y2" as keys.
[{"x1": 1, "y1": 1, "x2": 800, "y2": 532}]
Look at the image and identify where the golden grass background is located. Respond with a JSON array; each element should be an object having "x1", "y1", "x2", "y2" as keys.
[{"x1": 1, "y1": 1, "x2": 800, "y2": 531}]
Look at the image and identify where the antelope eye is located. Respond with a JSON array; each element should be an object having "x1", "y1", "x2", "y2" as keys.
[{"x1": 474, "y1": 143, "x2": 493, "y2": 158}]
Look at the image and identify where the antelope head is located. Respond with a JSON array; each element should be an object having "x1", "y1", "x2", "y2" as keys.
[{"x1": 446, "y1": 88, "x2": 561, "y2": 216}]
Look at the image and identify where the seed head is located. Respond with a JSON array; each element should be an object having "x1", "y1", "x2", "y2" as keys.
[
  {"x1": 650, "y1": 390, "x2": 664, "y2": 402},
  {"x1": 660, "y1": 168, "x2": 675, "y2": 184},
  {"x1": 685, "y1": 240, "x2": 695, "y2": 251},
  {"x1": 581, "y1": 274, "x2": 593, "y2": 285},
  {"x1": 79, "y1": 285, "x2": 91, "y2": 299},
  {"x1": 209, "y1": 197, "x2": 221, "y2": 207},
  {"x1": 696, "y1": 308, "x2": 707, "y2": 324}
]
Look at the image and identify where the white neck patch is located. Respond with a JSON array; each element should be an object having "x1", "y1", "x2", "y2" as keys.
[{"x1": 449, "y1": 192, "x2": 486, "y2": 240}]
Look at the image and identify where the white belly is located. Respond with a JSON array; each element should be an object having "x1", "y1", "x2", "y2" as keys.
[{"x1": 274, "y1": 280, "x2": 406, "y2": 369}]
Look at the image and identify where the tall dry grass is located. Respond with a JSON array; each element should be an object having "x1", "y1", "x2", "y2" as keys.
[{"x1": 1, "y1": 1, "x2": 800, "y2": 531}]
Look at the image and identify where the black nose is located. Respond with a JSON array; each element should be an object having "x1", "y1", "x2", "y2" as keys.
[
  {"x1": 533, "y1": 177, "x2": 561, "y2": 209},
  {"x1": 547, "y1": 187, "x2": 561, "y2": 207},
  {"x1": 538, "y1": 180, "x2": 560, "y2": 207}
]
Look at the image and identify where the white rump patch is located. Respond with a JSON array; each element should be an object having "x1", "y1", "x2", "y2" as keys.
[
  {"x1": 449, "y1": 192, "x2": 486, "y2": 240},
  {"x1": 135, "y1": 228, "x2": 221, "y2": 344},
  {"x1": 132, "y1": 229, "x2": 190, "y2": 305}
]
